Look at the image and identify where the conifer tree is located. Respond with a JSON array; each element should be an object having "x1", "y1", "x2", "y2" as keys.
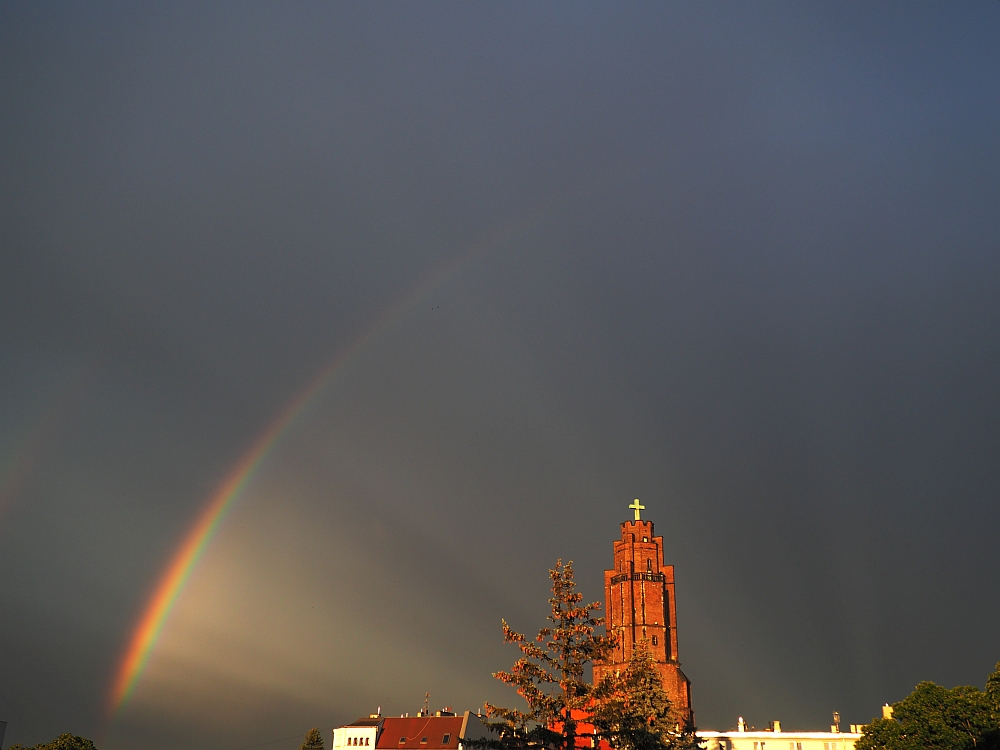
[
  {"x1": 301, "y1": 728, "x2": 326, "y2": 750},
  {"x1": 472, "y1": 559, "x2": 616, "y2": 750},
  {"x1": 592, "y1": 640, "x2": 700, "y2": 750}
]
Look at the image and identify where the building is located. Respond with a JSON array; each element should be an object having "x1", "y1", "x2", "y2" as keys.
[
  {"x1": 334, "y1": 709, "x2": 492, "y2": 750},
  {"x1": 333, "y1": 714, "x2": 383, "y2": 750},
  {"x1": 592, "y1": 500, "x2": 694, "y2": 724},
  {"x1": 699, "y1": 719, "x2": 862, "y2": 750}
]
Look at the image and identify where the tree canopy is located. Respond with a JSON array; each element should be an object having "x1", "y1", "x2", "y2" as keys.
[
  {"x1": 592, "y1": 639, "x2": 700, "y2": 750},
  {"x1": 856, "y1": 662, "x2": 1000, "y2": 750},
  {"x1": 7, "y1": 734, "x2": 98, "y2": 750},
  {"x1": 473, "y1": 559, "x2": 616, "y2": 750},
  {"x1": 301, "y1": 728, "x2": 326, "y2": 750}
]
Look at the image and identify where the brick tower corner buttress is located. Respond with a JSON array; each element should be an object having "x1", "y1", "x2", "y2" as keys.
[{"x1": 593, "y1": 515, "x2": 693, "y2": 725}]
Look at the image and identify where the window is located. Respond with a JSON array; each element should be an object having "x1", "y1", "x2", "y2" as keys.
[
  {"x1": 421, "y1": 739, "x2": 428, "y2": 745},
  {"x1": 443, "y1": 736, "x2": 451, "y2": 744},
  {"x1": 643, "y1": 537, "x2": 648, "y2": 542},
  {"x1": 647, "y1": 559, "x2": 652, "y2": 571},
  {"x1": 399, "y1": 739, "x2": 406, "y2": 745},
  {"x1": 652, "y1": 635, "x2": 658, "y2": 646}
]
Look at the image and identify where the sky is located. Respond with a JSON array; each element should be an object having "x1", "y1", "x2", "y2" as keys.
[{"x1": 1, "y1": 3, "x2": 999, "y2": 749}]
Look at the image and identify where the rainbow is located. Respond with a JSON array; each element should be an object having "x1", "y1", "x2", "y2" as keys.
[{"x1": 107, "y1": 221, "x2": 529, "y2": 716}]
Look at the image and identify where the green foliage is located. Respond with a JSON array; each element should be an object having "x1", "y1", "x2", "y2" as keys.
[
  {"x1": 592, "y1": 640, "x2": 700, "y2": 750},
  {"x1": 472, "y1": 559, "x2": 616, "y2": 750},
  {"x1": 857, "y1": 662, "x2": 1000, "y2": 750},
  {"x1": 301, "y1": 727, "x2": 326, "y2": 750},
  {"x1": 7, "y1": 734, "x2": 98, "y2": 750}
]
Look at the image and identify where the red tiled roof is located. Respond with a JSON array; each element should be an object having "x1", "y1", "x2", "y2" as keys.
[{"x1": 376, "y1": 717, "x2": 465, "y2": 750}]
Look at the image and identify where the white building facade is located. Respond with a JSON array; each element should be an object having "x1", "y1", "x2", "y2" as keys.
[
  {"x1": 333, "y1": 716, "x2": 383, "y2": 750},
  {"x1": 699, "y1": 729, "x2": 863, "y2": 750}
]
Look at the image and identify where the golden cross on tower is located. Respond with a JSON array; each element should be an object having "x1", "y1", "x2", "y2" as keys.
[{"x1": 629, "y1": 498, "x2": 645, "y2": 520}]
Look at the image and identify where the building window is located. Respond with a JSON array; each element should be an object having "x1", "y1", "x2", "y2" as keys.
[
  {"x1": 443, "y1": 736, "x2": 451, "y2": 744},
  {"x1": 647, "y1": 559, "x2": 652, "y2": 571},
  {"x1": 643, "y1": 537, "x2": 648, "y2": 542},
  {"x1": 399, "y1": 739, "x2": 406, "y2": 745},
  {"x1": 421, "y1": 739, "x2": 428, "y2": 745},
  {"x1": 652, "y1": 635, "x2": 658, "y2": 646}
]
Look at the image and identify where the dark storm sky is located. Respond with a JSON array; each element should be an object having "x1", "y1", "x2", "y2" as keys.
[{"x1": 2, "y1": 3, "x2": 999, "y2": 749}]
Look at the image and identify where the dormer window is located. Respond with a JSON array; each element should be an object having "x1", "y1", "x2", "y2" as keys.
[
  {"x1": 399, "y1": 739, "x2": 406, "y2": 745},
  {"x1": 421, "y1": 738, "x2": 428, "y2": 745},
  {"x1": 443, "y1": 735, "x2": 451, "y2": 744}
]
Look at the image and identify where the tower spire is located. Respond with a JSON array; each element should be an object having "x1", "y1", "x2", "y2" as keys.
[{"x1": 594, "y1": 508, "x2": 693, "y2": 724}]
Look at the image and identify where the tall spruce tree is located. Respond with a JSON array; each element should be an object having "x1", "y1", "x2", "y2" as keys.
[
  {"x1": 473, "y1": 559, "x2": 616, "y2": 750},
  {"x1": 301, "y1": 728, "x2": 325, "y2": 750},
  {"x1": 592, "y1": 639, "x2": 700, "y2": 750}
]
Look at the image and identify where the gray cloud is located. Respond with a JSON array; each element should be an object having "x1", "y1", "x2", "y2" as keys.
[{"x1": 1, "y1": 3, "x2": 999, "y2": 749}]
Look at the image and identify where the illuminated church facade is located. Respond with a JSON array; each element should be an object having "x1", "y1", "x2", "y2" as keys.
[{"x1": 593, "y1": 500, "x2": 694, "y2": 725}]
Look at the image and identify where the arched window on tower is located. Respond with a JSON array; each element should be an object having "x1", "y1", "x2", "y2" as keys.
[{"x1": 646, "y1": 559, "x2": 652, "y2": 571}]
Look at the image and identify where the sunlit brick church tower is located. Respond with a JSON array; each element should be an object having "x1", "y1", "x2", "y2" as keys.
[{"x1": 593, "y1": 500, "x2": 694, "y2": 725}]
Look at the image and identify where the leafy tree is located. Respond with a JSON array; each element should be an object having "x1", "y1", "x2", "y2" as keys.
[
  {"x1": 301, "y1": 728, "x2": 326, "y2": 750},
  {"x1": 857, "y1": 662, "x2": 1000, "y2": 750},
  {"x1": 7, "y1": 734, "x2": 98, "y2": 750},
  {"x1": 471, "y1": 559, "x2": 616, "y2": 750},
  {"x1": 592, "y1": 639, "x2": 700, "y2": 750}
]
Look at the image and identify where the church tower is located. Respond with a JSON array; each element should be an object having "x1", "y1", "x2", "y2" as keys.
[{"x1": 593, "y1": 500, "x2": 693, "y2": 724}]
